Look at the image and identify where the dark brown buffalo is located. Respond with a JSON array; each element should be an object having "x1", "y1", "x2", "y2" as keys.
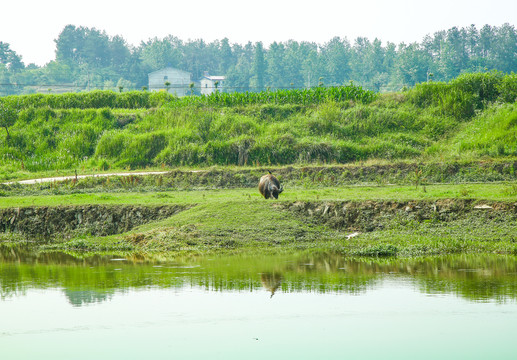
[{"x1": 258, "y1": 171, "x2": 283, "y2": 199}]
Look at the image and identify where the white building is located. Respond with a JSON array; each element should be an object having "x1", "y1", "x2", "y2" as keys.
[
  {"x1": 148, "y1": 68, "x2": 192, "y2": 96},
  {"x1": 200, "y1": 72, "x2": 225, "y2": 95}
]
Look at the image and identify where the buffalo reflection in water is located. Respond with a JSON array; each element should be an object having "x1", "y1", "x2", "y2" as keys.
[{"x1": 260, "y1": 272, "x2": 283, "y2": 298}]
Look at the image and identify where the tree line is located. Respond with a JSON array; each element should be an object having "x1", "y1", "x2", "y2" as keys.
[{"x1": 1, "y1": 23, "x2": 516, "y2": 95}]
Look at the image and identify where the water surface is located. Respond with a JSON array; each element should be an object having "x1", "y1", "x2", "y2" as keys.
[{"x1": 1, "y1": 250, "x2": 516, "y2": 359}]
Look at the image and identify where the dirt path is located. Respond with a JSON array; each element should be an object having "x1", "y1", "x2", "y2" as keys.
[{"x1": 3, "y1": 171, "x2": 171, "y2": 185}]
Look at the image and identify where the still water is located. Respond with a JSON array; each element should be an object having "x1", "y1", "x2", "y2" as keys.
[{"x1": 1, "y1": 249, "x2": 517, "y2": 359}]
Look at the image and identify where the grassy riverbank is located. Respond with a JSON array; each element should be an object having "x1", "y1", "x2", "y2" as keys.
[
  {"x1": 1, "y1": 72, "x2": 516, "y2": 257},
  {"x1": 1, "y1": 181, "x2": 516, "y2": 257}
]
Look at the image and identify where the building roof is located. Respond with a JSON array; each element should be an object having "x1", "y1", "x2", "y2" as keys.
[
  {"x1": 201, "y1": 75, "x2": 225, "y2": 81},
  {"x1": 148, "y1": 67, "x2": 191, "y2": 76}
]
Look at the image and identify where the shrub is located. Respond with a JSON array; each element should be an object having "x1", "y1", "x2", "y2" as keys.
[
  {"x1": 450, "y1": 72, "x2": 503, "y2": 107},
  {"x1": 355, "y1": 244, "x2": 399, "y2": 257},
  {"x1": 95, "y1": 131, "x2": 126, "y2": 158},
  {"x1": 497, "y1": 73, "x2": 517, "y2": 103}
]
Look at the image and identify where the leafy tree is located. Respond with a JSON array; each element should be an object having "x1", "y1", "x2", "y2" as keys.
[
  {"x1": 265, "y1": 41, "x2": 288, "y2": 88},
  {"x1": 395, "y1": 43, "x2": 430, "y2": 85},
  {"x1": 181, "y1": 39, "x2": 208, "y2": 79},
  {"x1": 82, "y1": 28, "x2": 111, "y2": 68},
  {"x1": 0, "y1": 42, "x2": 24, "y2": 72},
  {"x1": 109, "y1": 35, "x2": 131, "y2": 72},
  {"x1": 493, "y1": 23, "x2": 517, "y2": 73},
  {"x1": 5, "y1": 23, "x2": 517, "y2": 95},
  {"x1": 283, "y1": 40, "x2": 305, "y2": 88},
  {"x1": 365, "y1": 38, "x2": 386, "y2": 90},
  {"x1": 440, "y1": 26, "x2": 469, "y2": 79},
  {"x1": 465, "y1": 24, "x2": 480, "y2": 58},
  {"x1": 219, "y1": 38, "x2": 235, "y2": 74},
  {"x1": 124, "y1": 50, "x2": 147, "y2": 87},
  {"x1": 0, "y1": 42, "x2": 25, "y2": 95},
  {"x1": 322, "y1": 37, "x2": 351, "y2": 85},
  {"x1": 299, "y1": 42, "x2": 323, "y2": 88},
  {"x1": 252, "y1": 42, "x2": 266, "y2": 91},
  {"x1": 225, "y1": 54, "x2": 251, "y2": 92},
  {"x1": 43, "y1": 61, "x2": 74, "y2": 84},
  {"x1": 55, "y1": 25, "x2": 84, "y2": 63},
  {"x1": 140, "y1": 36, "x2": 182, "y2": 71},
  {"x1": 55, "y1": 25, "x2": 112, "y2": 68},
  {"x1": 383, "y1": 42, "x2": 397, "y2": 72},
  {"x1": 479, "y1": 25, "x2": 495, "y2": 59},
  {"x1": 350, "y1": 37, "x2": 372, "y2": 85}
]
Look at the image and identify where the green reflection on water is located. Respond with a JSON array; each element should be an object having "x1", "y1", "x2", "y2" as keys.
[{"x1": 1, "y1": 247, "x2": 517, "y2": 305}]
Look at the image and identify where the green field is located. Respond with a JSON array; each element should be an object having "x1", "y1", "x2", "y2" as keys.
[
  {"x1": 2, "y1": 183, "x2": 517, "y2": 208},
  {"x1": 1, "y1": 181, "x2": 516, "y2": 257},
  {"x1": 1, "y1": 72, "x2": 516, "y2": 257},
  {"x1": 0, "y1": 72, "x2": 516, "y2": 178}
]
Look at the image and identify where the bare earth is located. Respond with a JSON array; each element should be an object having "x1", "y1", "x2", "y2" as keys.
[{"x1": 3, "y1": 171, "x2": 171, "y2": 185}]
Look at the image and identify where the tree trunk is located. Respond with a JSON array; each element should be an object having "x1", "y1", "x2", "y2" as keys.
[{"x1": 4, "y1": 126, "x2": 10, "y2": 141}]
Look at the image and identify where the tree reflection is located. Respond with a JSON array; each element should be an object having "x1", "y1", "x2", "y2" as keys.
[
  {"x1": 64, "y1": 290, "x2": 113, "y2": 307},
  {"x1": 1, "y1": 248, "x2": 517, "y2": 305}
]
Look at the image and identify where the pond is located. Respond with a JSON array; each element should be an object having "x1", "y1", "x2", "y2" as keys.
[{"x1": 1, "y1": 249, "x2": 517, "y2": 359}]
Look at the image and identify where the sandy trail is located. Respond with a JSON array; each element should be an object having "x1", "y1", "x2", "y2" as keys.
[{"x1": 3, "y1": 171, "x2": 171, "y2": 185}]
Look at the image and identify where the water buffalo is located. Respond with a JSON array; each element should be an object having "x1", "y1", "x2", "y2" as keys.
[{"x1": 258, "y1": 171, "x2": 283, "y2": 199}]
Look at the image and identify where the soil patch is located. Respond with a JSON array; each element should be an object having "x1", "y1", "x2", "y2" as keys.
[
  {"x1": 280, "y1": 199, "x2": 517, "y2": 232},
  {"x1": 0, "y1": 205, "x2": 190, "y2": 237}
]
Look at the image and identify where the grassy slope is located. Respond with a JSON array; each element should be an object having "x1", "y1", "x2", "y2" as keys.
[
  {"x1": 2, "y1": 183, "x2": 516, "y2": 257},
  {"x1": 1, "y1": 74, "x2": 517, "y2": 257},
  {"x1": 1, "y1": 73, "x2": 517, "y2": 178}
]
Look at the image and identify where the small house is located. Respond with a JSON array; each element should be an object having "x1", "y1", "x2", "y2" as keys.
[
  {"x1": 200, "y1": 71, "x2": 225, "y2": 95},
  {"x1": 148, "y1": 67, "x2": 192, "y2": 96}
]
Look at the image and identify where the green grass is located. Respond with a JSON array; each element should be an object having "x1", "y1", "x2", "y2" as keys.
[
  {"x1": 436, "y1": 103, "x2": 517, "y2": 157},
  {"x1": 30, "y1": 194, "x2": 516, "y2": 257},
  {"x1": 1, "y1": 182, "x2": 516, "y2": 257},
  {"x1": 1, "y1": 183, "x2": 516, "y2": 208},
  {"x1": 1, "y1": 72, "x2": 517, "y2": 258},
  {"x1": 1, "y1": 72, "x2": 517, "y2": 176}
]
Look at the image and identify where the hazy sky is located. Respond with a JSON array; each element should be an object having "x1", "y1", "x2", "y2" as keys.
[{"x1": 2, "y1": 0, "x2": 516, "y2": 66}]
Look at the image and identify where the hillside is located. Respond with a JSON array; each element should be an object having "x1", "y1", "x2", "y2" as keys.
[{"x1": 0, "y1": 72, "x2": 516, "y2": 180}]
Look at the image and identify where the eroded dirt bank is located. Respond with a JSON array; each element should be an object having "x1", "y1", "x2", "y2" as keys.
[
  {"x1": 280, "y1": 199, "x2": 517, "y2": 232},
  {"x1": 2, "y1": 200, "x2": 516, "y2": 240},
  {"x1": 0, "y1": 205, "x2": 189, "y2": 237}
]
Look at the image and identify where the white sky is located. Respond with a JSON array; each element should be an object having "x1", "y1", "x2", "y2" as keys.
[{"x1": 2, "y1": 0, "x2": 517, "y2": 66}]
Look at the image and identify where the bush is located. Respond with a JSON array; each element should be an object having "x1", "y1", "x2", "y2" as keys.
[
  {"x1": 355, "y1": 244, "x2": 399, "y2": 257},
  {"x1": 95, "y1": 132, "x2": 127, "y2": 159},
  {"x1": 408, "y1": 82, "x2": 476, "y2": 119},
  {"x1": 450, "y1": 72, "x2": 503, "y2": 107},
  {"x1": 497, "y1": 73, "x2": 517, "y2": 103},
  {"x1": 407, "y1": 82, "x2": 449, "y2": 108}
]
